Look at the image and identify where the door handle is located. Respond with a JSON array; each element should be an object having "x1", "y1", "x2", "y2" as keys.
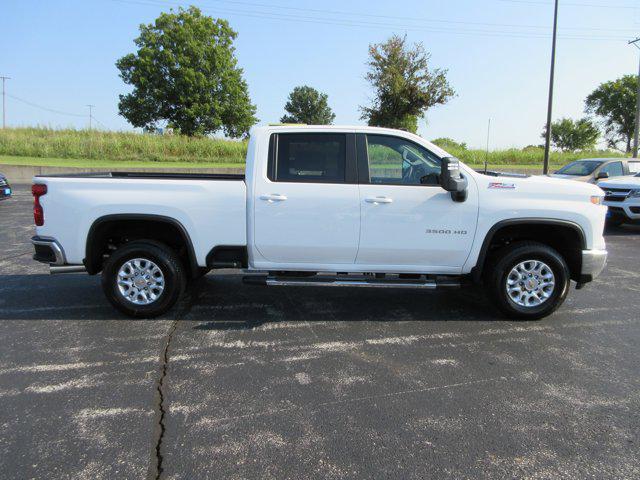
[
  {"x1": 260, "y1": 194, "x2": 288, "y2": 202},
  {"x1": 365, "y1": 196, "x2": 393, "y2": 204}
]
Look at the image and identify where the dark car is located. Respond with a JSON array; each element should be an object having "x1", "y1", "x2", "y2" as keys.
[{"x1": 0, "y1": 173, "x2": 12, "y2": 200}]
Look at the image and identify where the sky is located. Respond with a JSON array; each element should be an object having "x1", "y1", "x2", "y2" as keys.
[{"x1": 1, "y1": 0, "x2": 639, "y2": 149}]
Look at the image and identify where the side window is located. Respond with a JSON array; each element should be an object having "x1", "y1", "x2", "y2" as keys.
[
  {"x1": 270, "y1": 134, "x2": 346, "y2": 183},
  {"x1": 601, "y1": 162, "x2": 624, "y2": 177},
  {"x1": 366, "y1": 135, "x2": 441, "y2": 186},
  {"x1": 628, "y1": 162, "x2": 640, "y2": 174}
]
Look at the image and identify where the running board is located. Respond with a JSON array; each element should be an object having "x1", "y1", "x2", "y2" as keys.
[{"x1": 243, "y1": 275, "x2": 460, "y2": 289}]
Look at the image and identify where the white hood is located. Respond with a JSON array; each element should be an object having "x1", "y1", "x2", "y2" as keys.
[{"x1": 598, "y1": 175, "x2": 640, "y2": 191}]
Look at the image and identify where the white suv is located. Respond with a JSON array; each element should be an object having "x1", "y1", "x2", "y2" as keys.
[{"x1": 599, "y1": 173, "x2": 640, "y2": 226}]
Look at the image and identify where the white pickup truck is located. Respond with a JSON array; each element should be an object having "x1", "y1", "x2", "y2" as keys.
[{"x1": 31, "y1": 125, "x2": 608, "y2": 320}]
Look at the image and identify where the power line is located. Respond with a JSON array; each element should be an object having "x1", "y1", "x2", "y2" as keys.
[
  {"x1": 90, "y1": 115, "x2": 109, "y2": 130},
  {"x1": 7, "y1": 93, "x2": 87, "y2": 117},
  {"x1": 500, "y1": 0, "x2": 639, "y2": 9},
  {"x1": 188, "y1": 0, "x2": 639, "y2": 32},
  {"x1": 108, "y1": 0, "x2": 631, "y2": 42}
]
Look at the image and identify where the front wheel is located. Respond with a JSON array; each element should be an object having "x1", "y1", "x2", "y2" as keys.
[
  {"x1": 486, "y1": 241, "x2": 570, "y2": 320},
  {"x1": 101, "y1": 241, "x2": 186, "y2": 318}
]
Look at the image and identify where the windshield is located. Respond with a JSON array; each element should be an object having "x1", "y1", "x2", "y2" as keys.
[{"x1": 556, "y1": 160, "x2": 603, "y2": 176}]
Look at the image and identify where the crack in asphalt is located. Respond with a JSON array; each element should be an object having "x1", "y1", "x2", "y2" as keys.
[
  {"x1": 148, "y1": 318, "x2": 179, "y2": 480},
  {"x1": 147, "y1": 279, "x2": 205, "y2": 480}
]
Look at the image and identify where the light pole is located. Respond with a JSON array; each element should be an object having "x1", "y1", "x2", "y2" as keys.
[
  {"x1": 630, "y1": 37, "x2": 640, "y2": 159},
  {"x1": 1, "y1": 76, "x2": 10, "y2": 129},
  {"x1": 543, "y1": 0, "x2": 559, "y2": 175}
]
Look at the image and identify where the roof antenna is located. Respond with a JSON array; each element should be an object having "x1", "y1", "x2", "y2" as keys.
[{"x1": 485, "y1": 118, "x2": 491, "y2": 174}]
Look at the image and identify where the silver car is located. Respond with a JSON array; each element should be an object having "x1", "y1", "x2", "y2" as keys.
[{"x1": 549, "y1": 158, "x2": 640, "y2": 184}]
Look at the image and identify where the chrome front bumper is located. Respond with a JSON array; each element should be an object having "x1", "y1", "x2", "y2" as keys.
[{"x1": 580, "y1": 249, "x2": 608, "y2": 283}]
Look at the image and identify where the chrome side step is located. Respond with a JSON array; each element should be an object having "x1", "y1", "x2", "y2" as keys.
[
  {"x1": 50, "y1": 265, "x2": 87, "y2": 274},
  {"x1": 244, "y1": 274, "x2": 460, "y2": 289}
]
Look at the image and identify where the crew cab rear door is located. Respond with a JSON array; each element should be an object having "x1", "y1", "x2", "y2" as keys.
[
  {"x1": 252, "y1": 132, "x2": 360, "y2": 265},
  {"x1": 355, "y1": 133, "x2": 478, "y2": 271}
]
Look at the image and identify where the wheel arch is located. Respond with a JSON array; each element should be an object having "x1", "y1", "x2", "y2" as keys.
[
  {"x1": 471, "y1": 218, "x2": 586, "y2": 283},
  {"x1": 84, "y1": 214, "x2": 199, "y2": 278}
]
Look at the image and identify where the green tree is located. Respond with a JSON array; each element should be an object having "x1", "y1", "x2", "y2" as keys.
[
  {"x1": 280, "y1": 86, "x2": 335, "y2": 125},
  {"x1": 116, "y1": 7, "x2": 257, "y2": 137},
  {"x1": 431, "y1": 138, "x2": 467, "y2": 151},
  {"x1": 541, "y1": 117, "x2": 600, "y2": 152},
  {"x1": 585, "y1": 75, "x2": 637, "y2": 153},
  {"x1": 360, "y1": 35, "x2": 455, "y2": 133}
]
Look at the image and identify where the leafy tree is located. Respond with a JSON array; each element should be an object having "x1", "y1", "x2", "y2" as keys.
[
  {"x1": 280, "y1": 86, "x2": 335, "y2": 125},
  {"x1": 360, "y1": 34, "x2": 455, "y2": 133},
  {"x1": 541, "y1": 117, "x2": 600, "y2": 152},
  {"x1": 585, "y1": 75, "x2": 637, "y2": 153},
  {"x1": 116, "y1": 6, "x2": 257, "y2": 137},
  {"x1": 431, "y1": 137, "x2": 467, "y2": 151}
]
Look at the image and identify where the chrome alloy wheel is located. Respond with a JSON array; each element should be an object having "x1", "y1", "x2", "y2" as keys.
[
  {"x1": 506, "y1": 260, "x2": 555, "y2": 308},
  {"x1": 116, "y1": 258, "x2": 165, "y2": 305}
]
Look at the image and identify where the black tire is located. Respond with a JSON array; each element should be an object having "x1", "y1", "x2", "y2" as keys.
[
  {"x1": 101, "y1": 241, "x2": 186, "y2": 318},
  {"x1": 606, "y1": 216, "x2": 625, "y2": 228},
  {"x1": 486, "y1": 241, "x2": 570, "y2": 320},
  {"x1": 192, "y1": 267, "x2": 211, "y2": 280}
]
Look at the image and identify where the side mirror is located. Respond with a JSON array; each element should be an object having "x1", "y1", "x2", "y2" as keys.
[
  {"x1": 440, "y1": 158, "x2": 468, "y2": 202},
  {"x1": 596, "y1": 171, "x2": 609, "y2": 180}
]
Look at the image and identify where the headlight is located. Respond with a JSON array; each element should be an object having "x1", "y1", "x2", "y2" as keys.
[
  {"x1": 590, "y1": 195, "x2": 603, "y2": 205},
  {"x1": 628, "y1": 189, "x2": 640, "y2": 198}
]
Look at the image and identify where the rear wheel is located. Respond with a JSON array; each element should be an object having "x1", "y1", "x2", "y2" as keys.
[
  {"x1": 486, "y1": 241, "x2": 570, "y2": 320},
  {"x1": 101, "y1": 241, "x2": 186, "y2": 318}
]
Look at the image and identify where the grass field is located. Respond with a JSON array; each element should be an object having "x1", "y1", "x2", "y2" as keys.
[
  {"x1": 0, "y1": 155, "x2": 241, "y2": 169},
  {"x1": 0, "y1": 127, "x2": 625, "y2": 170}
]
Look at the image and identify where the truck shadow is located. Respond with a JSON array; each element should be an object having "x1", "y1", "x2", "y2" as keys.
[
  {"x1": 604, "y1": 223, "x2": 640, "y2": 237},
  {"x1": 0, "y1": 273, "x2": 501, "y2": 325}
]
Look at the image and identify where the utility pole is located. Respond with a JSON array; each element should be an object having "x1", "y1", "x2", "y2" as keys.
[
  {"x1": 543, "y1": 0, "x2": 559, "y2": 175},
  {"x1": 86, "y1": 104, "x2": 94, "y2": 130},
  {"x1": 630, "y1": 37, "x2": 640, "y2": 158},
  {"x1": 1, "y1": 76, "x2": 10, "y2": 129}
]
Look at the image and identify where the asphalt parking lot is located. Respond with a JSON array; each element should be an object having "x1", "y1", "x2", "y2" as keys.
[{"x1": 1, "y1": 184, "x2": 639, "y2": 479}]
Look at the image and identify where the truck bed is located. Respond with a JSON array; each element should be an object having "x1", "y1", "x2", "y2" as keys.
[{"x1": 33, "y1": 173, "x2": 247, "y2": 266}]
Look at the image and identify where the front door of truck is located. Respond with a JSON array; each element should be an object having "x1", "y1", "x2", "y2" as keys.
[
  {"x1": 253, "y1": 132, "x2": 360, "y2": 266},
  {"x1": 356, "y1": 134, "x2": 478, "y2": 271}
]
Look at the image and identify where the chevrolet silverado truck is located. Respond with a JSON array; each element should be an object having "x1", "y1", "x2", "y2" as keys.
[
  {"x1": 31, "y1": 125, "x2": 608, "y2": 320},
  {"x1": 599, "y1": 172, "x2": 640, "y2": 226}
]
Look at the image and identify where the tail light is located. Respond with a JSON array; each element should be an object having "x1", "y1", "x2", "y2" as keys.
[{"x1": 32, "y1": 184, "x2": 47, "y2": 226}]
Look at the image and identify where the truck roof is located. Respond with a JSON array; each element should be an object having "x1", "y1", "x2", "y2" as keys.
[{"x1": 250, "y1": 124, "x2": 451, "y2": 158}]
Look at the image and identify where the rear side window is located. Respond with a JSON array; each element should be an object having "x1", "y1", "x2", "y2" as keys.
[
  {"x1": 628, "y1": 162, "x2": 640, "y2": 174},
  {"x1": 269, "y1": 134, "x2": 346, "y2": 183}
]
